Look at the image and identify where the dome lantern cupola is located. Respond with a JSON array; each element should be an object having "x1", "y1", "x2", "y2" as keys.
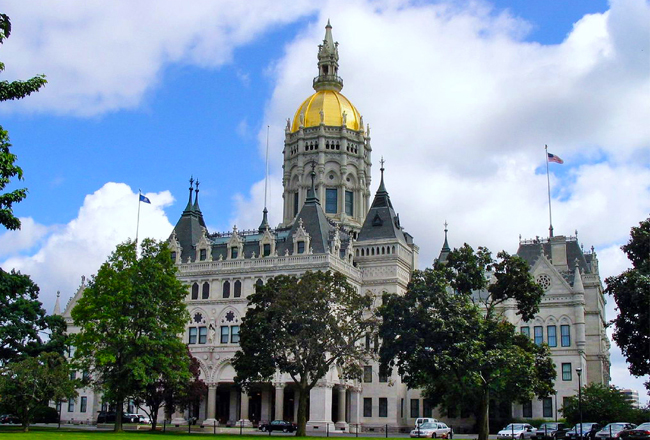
[{"x1": 314, "y1": 20, "x2": 343, "y2": 92}]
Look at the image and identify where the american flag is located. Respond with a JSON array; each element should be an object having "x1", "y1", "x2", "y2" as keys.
[{"x1": 547, "y1": 152, "x2": 564, "y2": 164}]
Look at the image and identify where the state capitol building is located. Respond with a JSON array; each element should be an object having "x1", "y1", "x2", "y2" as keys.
[{"x1": 59, "y1": 23, "x2": 610, "y2": 430}]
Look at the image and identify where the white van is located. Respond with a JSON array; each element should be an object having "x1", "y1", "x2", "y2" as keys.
[{"x1": 415, "y1": 418, "x2": 439, "y2": 428}]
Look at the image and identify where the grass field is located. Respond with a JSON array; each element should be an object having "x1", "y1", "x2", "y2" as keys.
[{"x1": 0, "y1": 426, "x2": 420, "y2": 440}]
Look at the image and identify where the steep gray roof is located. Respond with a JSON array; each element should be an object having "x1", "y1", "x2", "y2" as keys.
[{"x1": 357, "y1": 169, "x2": 409, "y2": 244}]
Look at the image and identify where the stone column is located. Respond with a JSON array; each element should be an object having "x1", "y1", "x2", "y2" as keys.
[
  {"x1": 261, "y1": 387, "x2": 272, "y2": 423},
  {"x1": 293, "y1": 389, "x2": 300, "y2": 422},
  {"x1": 335, "y1": 387, "x2": 349, "y2": 431},
  {"x1": 203, "y1": 385, "x2": 218, "y2": 426},
  {"x1": 348, "y1": 388, "x2": 361, "y2": 427},
  {"x1": 306, "y1": 383, "x2": 334, "y2": 432},
  {"x1": 240, "y1": 390, "x2": 252, "y2": 427},
  {"x1": 274, "y1": 384, "x2": 285, "y2": 420},
  {"x1": 229, "y1": 389, "x2": 238, "y2": 424}
]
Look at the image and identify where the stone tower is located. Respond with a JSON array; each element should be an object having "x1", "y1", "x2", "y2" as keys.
[{"x1": 282, "y1": 21, "x2": 372, "y2": 232}]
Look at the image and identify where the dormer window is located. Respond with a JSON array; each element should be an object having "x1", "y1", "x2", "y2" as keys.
[
  {"x1": 231, "y1": 248, "x2": 238, "y2": 259},
  {"x1": 263, "y1": 243, "x2": 271, "y2": 257},
  {"x1": 171, "y1": 251, "x2": 176, "y2": 262},
  {"x1": 297, "y1": 241, "x2": 305, "y2": 254},
  {"x1": 200, "y1": 249, "x2": 207, "y2": 261}
]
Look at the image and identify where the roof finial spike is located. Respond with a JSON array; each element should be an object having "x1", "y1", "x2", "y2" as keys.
[
  {"x1": 442, "y1": 220, "x2": 450, "y2": 252},
  {"x1": 193, "y1": 179, "x2": 201, "y2": 211},
  {"x1": 185, "y1": 176, "x2": 194, "y2": 212},
  {"x1": 305, "y1": 161, "x2": 320, "y2": 205},
  {"x1": 377, "y1": 157, "x2": 387, "y2": 194}
]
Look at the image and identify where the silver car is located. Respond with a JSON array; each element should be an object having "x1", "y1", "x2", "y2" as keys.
[
  {"x1": 498, "y1": 424, "x2": 537, "y2": 440},
  {"x1": 410, "y1": 422, "x2": 453, "y2": 438}
]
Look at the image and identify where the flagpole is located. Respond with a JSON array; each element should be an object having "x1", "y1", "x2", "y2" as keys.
[
  {"x1": 136, "y1": 189, "x2": 142, "y2": 245},
  {"x1": 545, "y1": 145, "x2": 554, "y2": 238}
]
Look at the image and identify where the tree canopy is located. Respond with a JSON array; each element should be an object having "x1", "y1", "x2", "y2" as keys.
[
  {"x1": 560, "y1": 383, "x2": 638, "y2": 425},
  {"x1": 0, "y1": 351, "x2": 77, "y2": 432},
  {"x1": 379, "y1": 244, "x2": 555, "y2": 440},
  {"x1": 233, "y1": 270, "x2": 377, "y2": 436},
  {"x1": 0, "y1": 268, "x2": 67, "y2": 366},
  {"x1": 605, "y1": 217, "x2": 650, "y2": 390},
  {"x1": 0, "y1": 13, "x2": 47, "y2": 231},
  {"x1": 71, "y1": 238, "x2": 189, "y2": 431}
]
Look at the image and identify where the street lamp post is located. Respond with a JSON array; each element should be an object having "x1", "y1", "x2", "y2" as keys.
[{"x1": 576, "y1": 368, "x2": 583, "y2": 440}]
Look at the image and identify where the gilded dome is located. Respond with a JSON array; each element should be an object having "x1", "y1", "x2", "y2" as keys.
[{"x1": 291, "y1": 90, "x2": 361, "y2": 132}]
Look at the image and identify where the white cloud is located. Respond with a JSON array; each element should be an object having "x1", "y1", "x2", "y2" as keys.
[
  {"x1": 0, "y1": 217, "x2": 54, "y2": 259},
  {"x1": 0, "y1": 0, "x2": 317, "y2": 116},
  {"x1": 0, "y1": 183, "x2": 175, "y2": 314}
]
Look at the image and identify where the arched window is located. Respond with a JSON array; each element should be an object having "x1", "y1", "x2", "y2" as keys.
[
  {"x1": 223, "y1": 281, "x2": 231, "y2": 298},
  {"x1": 371, "y1": 248, "x2": 375, "y2": 256},
  {"x1": 381, "y1": 247, "x2": 385, "y2": 255},
  {"x1": 234, "y1": 280, "x2": 242, "y2": 298},
  {"x1": 191, "y1": 283, "x2": 199, "y2": 300},
  {"x1": 202, "y1": 282, "x2": 210, "y2": 299}
]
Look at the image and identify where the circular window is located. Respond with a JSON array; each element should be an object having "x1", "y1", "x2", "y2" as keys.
[
  {"x1": 329, "y1": 174, "x2": 334, "y2": 180},
  {"x1": 346, "y1": 177, "x2": 351, "y2": 182},
  {"x1": 536, "y1": 274, "x2": 552, "y2": 290},
  {"x1": 193, "y1": 312, "x2": 203, "y2": 323}
]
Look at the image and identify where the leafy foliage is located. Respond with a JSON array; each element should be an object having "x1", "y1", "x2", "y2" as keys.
[
  {"x1": 0, "y1": 14, "x2": 46, "y2": 231},
  {"x1": 0, "y1": 352, "x2": 77, "y2": 432},
  {"x1": 0, "y1": 268, "x2": 68, "y2": 365},
  {"x1": 233, "y1": 270, "x2": 377, "y2": 436},
  {"x1": 560, "y1": 383, "x2": 635, "y2": 425},
  {"x1": 134, "y1": 347, "x2": 206, "y2": 430},
  {"x1": 379, "y1": 245, "x2": 554, "y2": 440},
  {"x1": 606, "y1": 217, "x2": 650, "y2": 390},
  {"x1": 71, "y1": 239, "x2": 189, "y2": 431}
]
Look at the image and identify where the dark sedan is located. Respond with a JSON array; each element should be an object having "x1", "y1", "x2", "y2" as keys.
[
  {"x1": 623, "y1": 423, "x2": 650, "y2": 440},
  {"x1": 259, "y1": 420, "x2": 298, "y2": 433},
  {"x1": 535, "y1": 423, "x2": 570, "y2": 440}
]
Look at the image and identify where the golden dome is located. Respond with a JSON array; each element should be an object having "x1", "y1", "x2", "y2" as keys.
[{"x1": 291, "y1": 90, "x2": 361, "y2": 132}]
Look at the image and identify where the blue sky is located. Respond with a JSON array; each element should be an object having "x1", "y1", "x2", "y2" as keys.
[{"x1": 1, "y1": 0, "x2": 648, "y2": 401}]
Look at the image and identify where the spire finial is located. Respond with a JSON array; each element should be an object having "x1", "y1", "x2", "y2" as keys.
[
  {"x1": 184, "y1": 176, "x2": 195, "y2": 212},
  {"x1": 441, "y1": 221, "x2": 450, "y2": 253},
  {"x1": 193, "y1": 179, "x2": 201, "y2": 211},
  {"x1": 305, "y1": 161, "x2": 320, "y2": 205}
]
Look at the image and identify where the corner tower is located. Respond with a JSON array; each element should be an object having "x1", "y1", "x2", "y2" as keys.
[{"x1": 282, "y1": 22, "x2": 372, "y2": 232}]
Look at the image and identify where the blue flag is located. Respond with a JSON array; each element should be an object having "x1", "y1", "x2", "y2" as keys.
[{"x1": 139, "y1": 194, "x2": 151, "y2": 204}]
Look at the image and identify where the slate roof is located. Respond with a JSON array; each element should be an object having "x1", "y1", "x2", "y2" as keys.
[
  {"x1": 357, "y1": 170, "x2": 410, "y2": 244},
  {"x1": 516, "y1": 237, "x2": 591, "y2": 287},
  {"x1": 171, "y1": 179, "x2": 354, "y2": 262}
]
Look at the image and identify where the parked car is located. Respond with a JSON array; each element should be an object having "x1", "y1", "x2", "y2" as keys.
[
  {"x1": 0, "y1": 414, "x2": 20, "y2": 424},
  {"x1": 415, "y1": 418, "x2": 439, "y2": 428},
  {"x1": 625, "y1": 423, "x2": 650, "y2": 440},
  {"x1": 137, "y1": 414, "x2": 152, "y2": 424},
  {"x1": 498, "y1": 424, "x2": 537, "y2": 440},
  {"x1": 595, "y1": 424, "x2": 637, "y2": 440},
  {"x1": 96, "y1": 411, "x2": 116, "y2": 423},
  {"x1": 567, "y1": 423, "x2": 602, "y2": 440},
  {"x1": 410, "y1": 422, "x2": 453, "y2": 438},
  {"x1": 122, "y1": 413, "x2": 140, "y2": 423},
  {"x1": 259, "y1": 420, "x2": 298, "y2": 433},
  {"x1": 535, "y1": 423, "x2": 570, "y2": 440}
]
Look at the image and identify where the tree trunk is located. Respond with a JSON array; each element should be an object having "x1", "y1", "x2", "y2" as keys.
[
  {"x1": 477, "y1": 388, "x2": 490, "y2": 440},
  {"x1": 296, "y1": 383, "x2": 310, "y2": 437},
  {"x1": 115, "y1": 401, "x2": 124, "y2": 432},
  {"x1": 150, "y1": 403, "x2": 160, "y2": 431}
]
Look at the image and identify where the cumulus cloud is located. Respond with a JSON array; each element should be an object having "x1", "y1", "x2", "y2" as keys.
[
  {"x1": 0, "y1": 0, "x2": 317, "y2": 116},
  {"x1": 0, "y1": 183, "x2": 175, "y2": 313}
]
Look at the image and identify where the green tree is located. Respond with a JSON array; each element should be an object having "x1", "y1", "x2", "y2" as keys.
[
  {"x1": 379, "y1": 245, "x2": 555, "y2": 440},
  {"x1": 560, "y1": 383, "x2": 634, "y2": 425},
  {"x1": 233, "y1": 270, "x2": 377, "y2": 437},
  {"x1": 0, "y1": 351, "x2": 77, "y2": 432},
  {"x1": 0, "y1": 14, "x2": 46, "y2": 231},
  {"x1": 0, "y1": 268, "x2": 67, "y2": 365},
  {"x1": 605, "y1": 217, "x2": 650, "y2": 390},
  {"x1": 71, "y1": 238, "x2": 189, "y2": 432},
  {"x1": 134, "y1": 347, "x2": 206, "y2": 430}
]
